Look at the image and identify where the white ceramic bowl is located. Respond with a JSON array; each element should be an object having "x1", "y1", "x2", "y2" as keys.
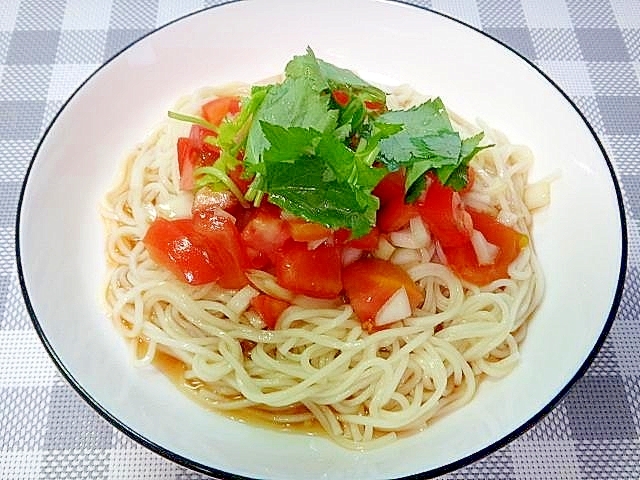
[{"x1": 17, "y1": 1, "x2": 626, "y2": 479}]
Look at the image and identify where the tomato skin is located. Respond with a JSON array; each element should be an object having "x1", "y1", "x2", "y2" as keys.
[
  {"x1": 250, "y1": 294, "x2": 290, "y2": 329},
  {"x1": 192, "y1": 209, "x2": 248, "y2": 289},
  {"x1": 201, "y1": 96, "x2": 241, "y2": 126},
  {"x1": 287, "y1": 219, "x2": 333, "y2": 243},
  {"x1": 332, "y1": 89, "x2": 350, "y2": 107},
  {"x1": 240, "y1": 208, "x2": 291, "y2": 266},
  {"x1": 364, "y1": 100, "x2": 385, "y2": 112},
  {"x1": 377, "y1": 198, "x2": 420, "y2": 233},
  {"x1": 373, "y1": 170, "x2": 419, "y2": 233},
  {"x1": 469, "y1": 209, "x2": 525, "y2": 264},
  {"x1": 345, "y1": 226, "x2": 380, "y2": 250},
  {"x1": 417, "y1": 177, "x2": 472, "y2": 248},
  {"x1": 373, "y1": 170, "x2": 405, "y2": 205},
  {"x1": 275, "y1": 241, "x2": 343, "y2": 299},
  {"x1": 177, "y1": 125, "x2": 220, "y2": 191},
  {"x1": 177, "y1": 137, "x2": 196, "y2": 191},
  {"x1": 443, "y1": 209, "x2": 527, "y2": 286},
  {"x1": 342, "y1": 258, "x2": 423, "y2": 331},
  {"x1": 143, "y1": 218, "x2": 220, "y2": 285}
]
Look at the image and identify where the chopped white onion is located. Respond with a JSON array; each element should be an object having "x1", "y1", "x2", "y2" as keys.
[
  {"x1": 524, "y1": 180, "x2": 551, "y2": 210},
  {"x1": 389, "y1": 228, "x2": 417, "y2": 248},
  {"x1": 227, "y1": 284, "x2": 260, "y2": 315},
  {"x1": 470, "y1": 229, "x2": 499, "y2": 265},
  {"x1": 409, "y1": 216, "x2": 430, "y2": 249},
  {"x1": 374, "y1": 287, "x2": 412, "y2": 327},
  {"x1": 390, "y1": 247, "x2": 421, "y2": 265},
  {"x1": 342, "y1": 247, "x2": 363, "y2": 266},
  {"x1": 157, "y1": 191, "x2": 195, "y2": 219},
  {"x1": 374, "y1": 236, "x2": 395, "y2": 260}
]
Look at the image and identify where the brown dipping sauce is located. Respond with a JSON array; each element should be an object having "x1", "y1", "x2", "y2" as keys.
[{"x1": 152, "y1": 349, "x2": 327, "y2": 436}]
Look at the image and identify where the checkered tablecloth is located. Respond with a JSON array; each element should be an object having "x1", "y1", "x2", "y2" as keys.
[{"x1": 2, "y1": 0, "x2": 639, "y2": 478}]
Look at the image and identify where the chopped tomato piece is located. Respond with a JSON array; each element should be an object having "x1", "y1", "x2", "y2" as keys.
[
  {"x1": 373, "y1": 170, "x2": 405, "y2": 205},
  {"x1": 275, "y1": 241, "x2": 343, "y2": 298},
  {"x1": 377, "y1": 198, "x2": 420, "y2": 233},
  {"x1": 288, "y1": 219, "x2": 333, "y2": 243},
  {"x1": 332, "y1": 89, "x2": 350, "y2": 107},
  {"x1": 364, "y1": 100, "x2": 385, "y2": 112},
  {"x1": 177, "y1": 125, "x2": 221, "y2": 191},
  {"x1": 250, "y1": 294, "x2": 290, "y2": 329},
  {"x1": 342, "y1": 258, "x2": 423, "y2": 331},
  {"x1": 345, "y1": 226, "x2": 379, "y2": 250},
  {"x1": 240, "y1": 207, "x2": 291, "y2": 266},
  {"x1": 373, "y1": 170, "x2": 419, "y2": 233},
  {"x1": 192, "y1": 208, "x2": 248, "y2": 289},
  {"x1": 417, "y1": 177, "x2": 472, "y2": 248},
  {"x1": 201, "y1": 96, "x2": 241, "y2": 126},
  {"x1": 469, "y1": 209, "x2": 526, "y2": 264},
  {"x1": 143, "y1": 218, "x2": 219, "y2": 285},
  {"x1": 443, "y1": 210, "x2": 527, "y2": 286},
  {"x1": 177, "y1": 137, "x2": 196, "y2": 191}
]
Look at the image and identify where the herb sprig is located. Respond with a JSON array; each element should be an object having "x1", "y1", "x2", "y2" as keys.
[{"x1": 175, "y1": 47, "x2": 491, "y2": 237}]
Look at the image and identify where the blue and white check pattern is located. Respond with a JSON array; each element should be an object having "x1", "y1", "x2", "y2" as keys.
[{"x1": 1, "y1": 0, "x2": 639, "y2": 478}]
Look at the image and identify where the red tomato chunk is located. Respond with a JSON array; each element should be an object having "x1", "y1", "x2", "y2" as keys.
[
  {"x1": 342, "y1": 258, "x2": 424, "y2": 332},
  {"x1": 251, "y1": 294, "x2": 290, "y2": 329},
  {"x1": 143, "y1": 218, "x2": 220, "y2": 286},
  {"x1": 275, "y1": 241, "x2": 343, "y2": 299},
  {"x1": 143, "y1": 213, "x2": 248, "y2": 289},
  {"x1": 442, "y1": 209, "x2": 528, "y2": 286}
]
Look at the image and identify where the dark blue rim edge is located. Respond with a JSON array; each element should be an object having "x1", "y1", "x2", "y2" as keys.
[{"x1": 14, "y1": 1, "x2": 628, "y2": 479}]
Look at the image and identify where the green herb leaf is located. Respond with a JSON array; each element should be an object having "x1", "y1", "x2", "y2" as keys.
[
  {"x1": 286, "y1": 47, "x2": 386, "y2": 104},
  {"x1": 437, "y1": 132, "x2": 492, "y2": 190},
  {"x1": 244, "y1": 77, "x2": 337, "y2": 168},
  {"x1": 259, "y1": 122, "x2": 384, "y2": 237}
]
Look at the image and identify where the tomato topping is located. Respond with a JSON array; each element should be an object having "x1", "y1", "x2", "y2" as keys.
[
  {"x1": 342, "y1": 258, "x2": 423, "y2": 331},
  {"x1": 378, "y1": 198, "x2": 420, "y2": 233},
  {"x1": 240, "y1": 207, "x2": 291, "y2": 266},
  {"x1": 417, "y1": 177, "x2": 472, "y2": 248},
  {"x1": 143, "y1": 218, "x2": 220, "y2": 285},
  {"x1": 177, "y1": 125, "x2": 221, "y2": 191},
  {"x1": 364, "y1": 100, "x2": 385, "y2": 112},
  {"x1": 345, "y1": 226, "x2": 380, "y2": 250},
  {"x1": 275, "y1": 241, "x2": 343, "y2": 298},
  {"x1": 177, "y1": 137, "x2": 196, "y2": 191},
  {"x1": 332, "y1": 90, "x2": 350, "y2": 107},
  {"x1": 250, "y1": 294, "x2": 290, "y2": 329},
  {"x1": 201, "y1": 96, "x2": 241, "y2": 126},
  {"x1": 374, "y1": 170, "x2": 419, "y2": 232},
  {"x1": 442, "y1": 210, "x2": 527, "y2": 286},
  {"x1": 373, "y1": 170, "x2": 405, "y2": 205},
  {"x1": 192, "y1": 208, "x2": 248, "y2": 289},
  {"x1": 287, "y1": 219, "x2": 333, "y2": 243}
]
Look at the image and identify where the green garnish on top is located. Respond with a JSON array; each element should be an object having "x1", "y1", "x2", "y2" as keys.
[{"x1": 180, "y1": 47, "x2": 491, "y2": 237}]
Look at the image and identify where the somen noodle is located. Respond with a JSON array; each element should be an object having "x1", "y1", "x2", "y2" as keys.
[{"x1": 102, "y1": 71, "x2": 547, "y2": 449}]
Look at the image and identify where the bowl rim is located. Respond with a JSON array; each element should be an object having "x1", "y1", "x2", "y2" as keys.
[{"x1": 15, "y1": 1, "x2": 628, "y2": 479}]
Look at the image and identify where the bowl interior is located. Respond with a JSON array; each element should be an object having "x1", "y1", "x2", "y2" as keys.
[{"x1": 17, "y1": 1, "x2": 625, "y2": 479}]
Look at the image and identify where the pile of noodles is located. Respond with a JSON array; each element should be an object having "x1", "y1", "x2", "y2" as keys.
[{"x1": 101, "y1": 81, "x2": 547, "y2": 449}]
